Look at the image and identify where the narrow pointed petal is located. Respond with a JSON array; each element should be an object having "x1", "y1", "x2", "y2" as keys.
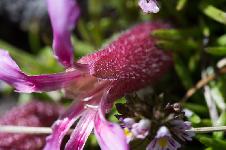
[
  {"x1": 0, "y1": 50, "x2": 81, "y2": 93},
  {"x1": 65, "y1": 109, "x2": 97, "y2": 150},
  {"x1": 47, "y1": 0, "x2": 80, "y2": 67},
  {"x1": 44, "y1": 102, "x2": 84, "y2": 150},
  {"x1": 94, "y1": 91, "x2": 129, "y2": 150}
]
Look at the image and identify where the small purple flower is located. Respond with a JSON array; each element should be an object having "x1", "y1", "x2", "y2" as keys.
[
  {"x1": 123, "y1": 118, "x2": 135, "y2": 129},
  {"x1": 138, "y1": 0, "x2": 160, "y2": 13},
  {"x1": 147, "y1": 126, "x2": 181, "y2": 150},
  {"x1": 121, "y1": 118, "x2": 151, "y2": 142},
  {"x1": 131, "y1": 119, "x2": 151, "y2": 139},
  {"x1": 169, "y1": 120, "x2": 195, "y2": 141},
  {"x1": 124, "y1": 127, "x2": 135, "y2": 143},
  {"x1": 0, "y1": 0, "x2": 173, "y2": 149}
]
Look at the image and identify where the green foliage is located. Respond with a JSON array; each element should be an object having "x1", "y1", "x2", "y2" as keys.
[
  {"x1": 205, "y1": 47, "x2": 226, "y2": 56},
  {"x1": 200, "y1": 3, "x2": 226, "y2": 25},
  {"x1": 198, "y1": 135, "x2": 226, "y2": 150}
]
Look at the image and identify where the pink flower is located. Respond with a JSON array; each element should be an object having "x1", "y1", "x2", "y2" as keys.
[
  {"x1": 138, "y1": 0, "x2": 160, "y2": 13},
  {"x1": 0, "y1": 101, "x2": 64, "y2": 150},
  {"x1": 0, "y1": 0, "x2": 172, "y2": 149}
]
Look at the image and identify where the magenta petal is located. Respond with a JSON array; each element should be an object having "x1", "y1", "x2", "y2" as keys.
[
  {"x1": 47, "y1": 0, "x2": 80, "y2": 67},
  {"x1": 94, "y1": 91, "x2": 129, "y2": 150},
  {"x1": 0, "y1": 49, "x2": 32, "y2": 92},
  {"x1": 94, "y1": 114, "x2": 129, "y2": 150},
  {"x1": 0, "y1": 50, "x2": 81, "y2": 93},
  {"x1": 44, "y1": 102, "x2": 84, "y2": 150},
  {"x1": 65, "y1": 109, "x2": 97, "y2": 150}
]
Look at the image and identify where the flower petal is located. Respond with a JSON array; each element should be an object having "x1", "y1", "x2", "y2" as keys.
[
  {"x1": 65, "y1": 109, "x2": 97, "y2": 150},
  {"x1": 0, "y1": 50, "x2": 82, "y2": 93},
  {"x1": 138, "y1": 0, "x2": 160, "y2": 13},
  {"x1": 170, "y1": 120, "x2": 195, "y2": 141},
  {"x1": 94, "y1": 90, "x2": 129, "y2": 150},
  {"x1": 47, "y1": 0, "x2": 80, "y2": 67},
  {"x1": 147, "y1": 126, "x2": 181, "y2": 150},
  {"x1": 44, "y1": 101, "x2": 84, "y2": 150}
]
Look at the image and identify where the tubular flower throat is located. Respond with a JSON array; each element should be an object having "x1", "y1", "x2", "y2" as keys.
[{"x1": 0, "y1": 0, "x2": 172, "y2": 149}]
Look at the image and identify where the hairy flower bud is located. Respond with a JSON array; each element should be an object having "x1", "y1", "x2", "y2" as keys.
[{"x1": 79, "y1": 22, "x2": 172, "y2": 98}]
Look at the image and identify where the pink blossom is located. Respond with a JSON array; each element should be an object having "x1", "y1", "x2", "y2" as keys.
[
  {"x1": 0, "y1": 101, "x2": 64, "y2": 150},
  {"x1": 0, "y1": 0, "x2": 172, "y2": 149}
]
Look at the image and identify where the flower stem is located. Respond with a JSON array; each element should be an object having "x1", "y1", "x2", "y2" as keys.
[
  {"x1": 0, "y1": 125, "x2": 73, "y2": 134},
  {"x1": 182, "y1": 64, "x2": 226, "y2": 102},
  {"x1": 0, "y1": 126, "x2": 52, "y2": 134},
  {"x1": 186, "y1": 126, "x2": 226, "y2": 133},
  {"x1": 1, "y1": 125, "x2": 226, "y2": 134}
]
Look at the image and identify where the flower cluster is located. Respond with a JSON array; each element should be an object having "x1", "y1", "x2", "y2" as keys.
[
  {"x1": 0, "y1": 0, "x2": 172, "y2": 149},
  {"x1": 122, "y1": 118, "x2": 151, "y2": 142},
  {"x1": 117, "y1": 91, "x2": 195, "y2": 150},
  {"x1": 0, "y1": 101, "x2": 64, "y2": 150}
]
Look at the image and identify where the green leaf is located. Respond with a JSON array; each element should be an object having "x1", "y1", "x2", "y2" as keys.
[
  {"x1": 198, "y1": 135, "x2": 226, "y2": 150},
  {"x1": 152, "y1": 28, "x2": 201, "y2": 41},
  {"x1": 173, "y1": 55, "x2": 194, "y2": 89},
  {"x1": 72, "y1": 36, "x2": 94, "y2": 57},
  {"x1": 155, "y1": 39, "x2": 199, "y2": 52},
  {"x1": 200, "y1": 119, "x2": 212, "y2": 126},
  {"x1": 205, "y1": 47, "x2": 226, "y2": 56},
  {"x1": 85, "y1": 135, "x2": 98, "y2": 149},
  {"x1": 37, "y1": 47, "x2": 62, "y2": 71},
  {"x1": 184, "y1": 103, "x2": 208, "y2": 115},
  {"x1": 188, "y1": 53, "x2": 200, "y2": 72},
  {"x1": 216, "y1": 34, "x2": 226, "y2": 46},
  {"x1": 189, "y1": 113, "x2": 201, "y2": 124},
  {"x1": 213, "y1": 111, "x2": 226, "y2": 139},
  {"x1": 0, "y1": 40, "x2": 58, "y2": 74},
  {"x1": 200, "y1": 4, "x2": 226, "y2": 25},
  {"x1": 176, "y1": 0, "x2": 187, "y2": 11}
]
